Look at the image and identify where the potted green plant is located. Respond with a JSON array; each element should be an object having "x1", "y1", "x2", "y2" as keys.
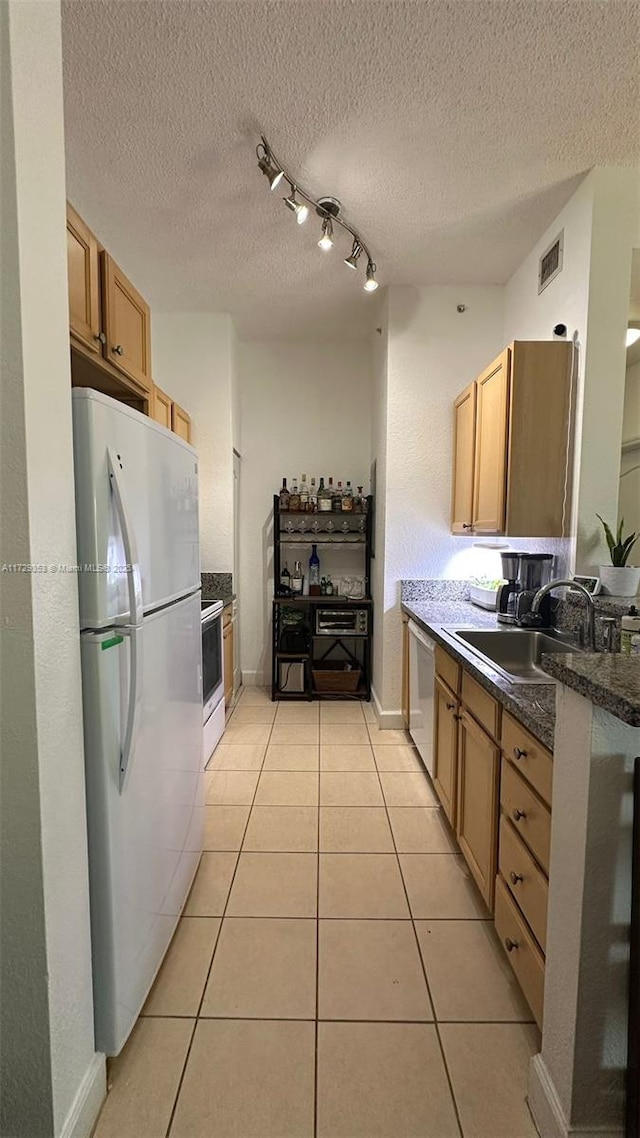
[{"x1": 596, "y1": 514, "x2": 640, "y2": 596}]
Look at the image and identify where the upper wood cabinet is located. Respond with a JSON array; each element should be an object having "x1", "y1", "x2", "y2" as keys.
[
  {"x1": 151, "y1": 384, "x2": 173, "y2": 430},
  {"x1": 451, "y1": 341, "x2": 573, "y2": 536},
  {"x1": 171, "y1": 402, "x2": 192, "y2": 444},
  {"x1": 451, "y1": 382, "x2": 477, "y2": 534},
  {"x1": 66, "y1": 204, "x2": 101, "y2": 354},
  {"x1": 100, "y1": 252, "x2": 152, "y2": 394},
  {"x1": 473, "y1": 350, "x2": 510, "y2": 533}
]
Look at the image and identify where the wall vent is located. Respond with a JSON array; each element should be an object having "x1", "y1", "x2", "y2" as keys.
[{"x1": 538, "y1": 230, "x2": 564, "y2": 294}]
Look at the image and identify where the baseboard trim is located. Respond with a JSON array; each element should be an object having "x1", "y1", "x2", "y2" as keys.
[
  {"x1": 59, "y1": 1053, "x2": 106, "y2": 1138},
  {"x1": 370, "y1": 688, "x2": 405, "y2": 730},
  {"x1": 241, "y1": 669, "x2": 265, "y2": 687},
  {"x1": 528, "y1": 1054, "x2": 622, "y2": 1138}
]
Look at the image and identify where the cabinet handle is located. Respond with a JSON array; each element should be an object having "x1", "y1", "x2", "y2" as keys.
[
  {"x1": 504, "y1": 937, "x2": 519, "y2": 953},
  {"x1": 112, "y1": 344, "x2": 124, "y2": 356},
  {"x1": 512, "y1": 808, "x2": 527, "y2": 822},
  {"x1": 509, "y1": 871, "x2": 523, "y2": 885},
  {"x1": 513, "y1": 746, "x2": 527, "y2": 761},
  {"x1": 446, "y1": 701, "x2": 456, "y2": 711},
  {"x1": 462, "y1": 523, "x2": 473, "y2": 530},
  {"x1": 94, "y1": 331, "x2": 106, "y2": 344},
  {"x1": 454, "y1": 713, "x2": 462, "y2": 721}
]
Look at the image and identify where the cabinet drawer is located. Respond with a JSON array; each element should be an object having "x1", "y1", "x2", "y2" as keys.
[
  {"x1": 499, "y1": 817, "x2": 548, "y2": 951},
  {"x1": 435, "y1": 646, "x2": 460, "y2": 694},
  {"x1": 495, "y1": 875, "x2": 545, "y2": 1028},
  {"x1": 502, "y1": 711, "x2": 553, "y2": 808},
  {"x1": 500, "y1": 759, "x2": 551, "y2": 874},
  {"x1": 461, "y1": 670, "x2": 500, "y2": 738}
]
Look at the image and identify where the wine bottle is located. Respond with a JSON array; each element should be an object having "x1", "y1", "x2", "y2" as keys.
[
  {"x1": 279, "y1": 477, "x2": 290, "y2": 511},
  {"x1": 280, "y1": 560, "x2": 291, "y2": 589}
]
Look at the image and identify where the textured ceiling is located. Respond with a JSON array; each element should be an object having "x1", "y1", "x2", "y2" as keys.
[{"x1": 62, "y1": 0, "x2": 640, "y2": 341}]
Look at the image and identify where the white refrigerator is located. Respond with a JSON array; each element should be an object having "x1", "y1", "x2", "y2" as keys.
[{"x1": 72, "y1": 388, "x2": 204, "y2": 1057}]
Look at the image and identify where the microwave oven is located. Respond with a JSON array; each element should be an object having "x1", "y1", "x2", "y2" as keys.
[{"x1": 315, "y1": 608, "x2": 369, "y2": 637}]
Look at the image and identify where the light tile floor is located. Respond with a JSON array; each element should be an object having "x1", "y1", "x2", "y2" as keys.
[{"x1": 93, "y1": 691, "x2": 540, "y2": 1138}]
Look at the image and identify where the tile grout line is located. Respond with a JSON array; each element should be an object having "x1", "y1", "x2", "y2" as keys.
[
  {"x1": 164, "y1": 701, "x2": 276, "y2": 1138},
  {"x1": 371, "y1": 745, "x2": 466, "y2": 1138}
]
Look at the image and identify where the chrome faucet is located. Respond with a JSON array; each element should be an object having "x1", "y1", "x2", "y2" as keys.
[{"x1": 527, "y1": 578, "x2": 596, "y2": 651}]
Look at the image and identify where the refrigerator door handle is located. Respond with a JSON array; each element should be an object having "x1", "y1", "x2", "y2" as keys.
[
  {"x1": 118, "y1": 625, "x2": 142, "y2": 793},
  {"x1": 107, "y1": 448, "x2": 143, "y2": 628}
]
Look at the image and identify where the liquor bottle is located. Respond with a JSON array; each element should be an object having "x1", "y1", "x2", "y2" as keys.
[
  {"x1": 279, "y1": 477, "x2": 290, "y2": 511},
  {"x1": 280, "y1": 560, "x2": 291, "y2": 590},
  {"x1": 309, "y1": 544, "x2": 321, "y2": 595},
  {"x1": 309, "y1": 477, "x2": 318, "y2": 513},
  {"x1": 291, "y1": 560, "x2": 304, "y2": 594},
  {"x1": 341, "y1": 481, "x2": 353, "y2": 511},
  {"x1": 332, "y1": 480, "x2": 343, "y2": 512},
  {"x1": 353, "y1": 486, "x2": 363, "y2": 513},
  {"x1": 289, "y1": 478, "x2": 301, "y2": 512},
  {"x1": 299, "y1": 473, "x2": 309, "y2": 512},
  {"x1": 318, "y1": 477, "x2": 332, "y2": 512}
]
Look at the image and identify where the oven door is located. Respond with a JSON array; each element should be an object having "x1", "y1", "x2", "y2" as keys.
[{"x1": 202, "y1": 603, "x2": 224, "y2": 723}]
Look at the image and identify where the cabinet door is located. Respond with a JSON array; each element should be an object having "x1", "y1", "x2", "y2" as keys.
[
  {"x1": 66, "y1": 204, "x2": 101, "y2": 353},
  {"x1": 472, "y1": 349, "x2": 510, "y2": 534},
  {"x1": 172, "y1": 403, "x2": 192, "y2": 443},
  {"x1": 433, "y1": 676, "x2": 459, "y2": 827},
  {"x1": 223, "y1": 617, "x2": 234, "y2": 706},
  {"x1": 451, "y1": 382, "x2": 476, "y2": 533},
  {"x1": 101, "y1": 252, "x2": 152, "y2": 392},
  {"x1": 151, "y1": 385, "x2": 172, "y2": 430},
  {"x1": 401, "y1": 615, "x2": 410, "y2": 729},
  {"x1": 457, "y1": 709, "x2": 500, "y2": 911}
]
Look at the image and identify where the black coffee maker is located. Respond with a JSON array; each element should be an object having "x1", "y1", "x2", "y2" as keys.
[
  {"x1": 496, "y1": 553, "x2": 522, "y2": 625},
  {"x1": 496, "y1": 553, "x2": 553, "y2": 625}
]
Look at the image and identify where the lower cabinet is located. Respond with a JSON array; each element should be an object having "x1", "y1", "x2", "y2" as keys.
[
  {"x1": 456, "y1": 709, "x2": 500, "y2": 912},
  {"x1": 223, "y1": 608, "x2": 234, "y2": 707},
  {"x1": 430, "y1": 644, "x2": 553, "y2": 1028},
  {"x1": 401, "y1": 613, "x2": 410, "y2": 729},
  {"x1": 433, "y1": 676, "x2": 459, "y2": 827}
]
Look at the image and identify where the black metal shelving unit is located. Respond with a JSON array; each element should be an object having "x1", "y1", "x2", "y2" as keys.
[{"x1": 271, "y1": 495, "x2": 373, "y2": 702}]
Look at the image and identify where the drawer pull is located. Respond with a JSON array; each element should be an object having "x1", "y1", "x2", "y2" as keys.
[
  {"x1": 112, "y1": 344, "x2": 124, "y2": 356},
  {"x1": 513, "y1": 746, "x2": 527, "y2": 761},
  {"x1": 504, "y1": 937, "x2": 519, "y2": 953},
  {"x1": 446, "y1": 701, "x2": 456, "y2": 711},
  {"x1": 509, "y1": 871, "x2": 523, "y2": 885},
  {"x1": 512, "y1": 808, "x2": 527, "y2": 822}
]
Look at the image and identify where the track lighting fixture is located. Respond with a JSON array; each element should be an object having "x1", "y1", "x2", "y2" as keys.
[
  {"x1": 318, "y1": 217, "x2": 334, "y2": 251},
  {"x1": 364, "y1": 262, "x2": 378, "y2": 292},
  {"x1": 344, "y1": 241, "x2": 362, "y2": 270},
  {"x1": 257, "y1": 145, "x2": 284, "y2": 191},
  {"x1": 284, "y1": 188, "x2": 309, "y2": 225},
  {"x1": 255, "y1": 134, "x2": 379, "y2": 291}
]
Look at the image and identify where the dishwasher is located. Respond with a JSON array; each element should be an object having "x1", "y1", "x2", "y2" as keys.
[{"x1": 408, "y1": 620, "x2": 436, "y2": 776}]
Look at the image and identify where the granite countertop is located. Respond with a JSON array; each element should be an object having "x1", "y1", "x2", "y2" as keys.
[
  {"x1": 203, "y1": 592, "x2": 236, "y2": 608},
  {"x1": 402, "y1": 598, "x2": 557, "y2": 750},
  {"x1": 541, "y1": 653, "x2": 640, "y2": 727}
]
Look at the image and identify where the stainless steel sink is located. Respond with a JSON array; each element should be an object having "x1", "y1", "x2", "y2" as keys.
[{"x1": 443, "y1": 627, "x2": 582, "y2": 684}]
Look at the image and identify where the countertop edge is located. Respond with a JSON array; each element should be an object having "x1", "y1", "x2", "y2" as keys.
[
  {"x1": 402, "y1": 601, "x2": 556, "y2": 751},
  {"x1": 541, "y1": 653, "x2": 640, "y2": 728}
]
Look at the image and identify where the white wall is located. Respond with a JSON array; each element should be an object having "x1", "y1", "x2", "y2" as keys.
[
  {"x1": 1, "y1": 2, "x2": 103, "y2": 1135},
  {"x1": 504, "y1": 168, "x2": 639, "y2": 573},
  {"x1": 624, "y1": 359, "x2": 640, "y2": 444},
  {"x1": 372, "y1": 285, "x2": 505, "y2": 715},
  {"x1": 238, "y1": 341, "x2": 373, "y2": 684},
  {"x1": 152, "y1": 313, "x2": 235, "y2": 573}
]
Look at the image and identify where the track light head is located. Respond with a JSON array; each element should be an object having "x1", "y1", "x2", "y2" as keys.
[
  {"x1": 364, "y1": 261, "x2": 378, "y2": 292},
  {"x1": 344, "y1": 241, "x2": 362, "y2": 270},
  {"x1": 318, "y1": 217, "x2": 334, "y2": 251},
  {"x1": 284, "y1": 188, "x2": 309, "y2": 225},
  {"x1": 258, "y1": 153, "x2": 284, "y2": 191}
]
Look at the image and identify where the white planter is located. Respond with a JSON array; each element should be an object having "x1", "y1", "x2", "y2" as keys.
[{"x1": 599, "y1": 565, "x2": 640, "y2": 597}]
